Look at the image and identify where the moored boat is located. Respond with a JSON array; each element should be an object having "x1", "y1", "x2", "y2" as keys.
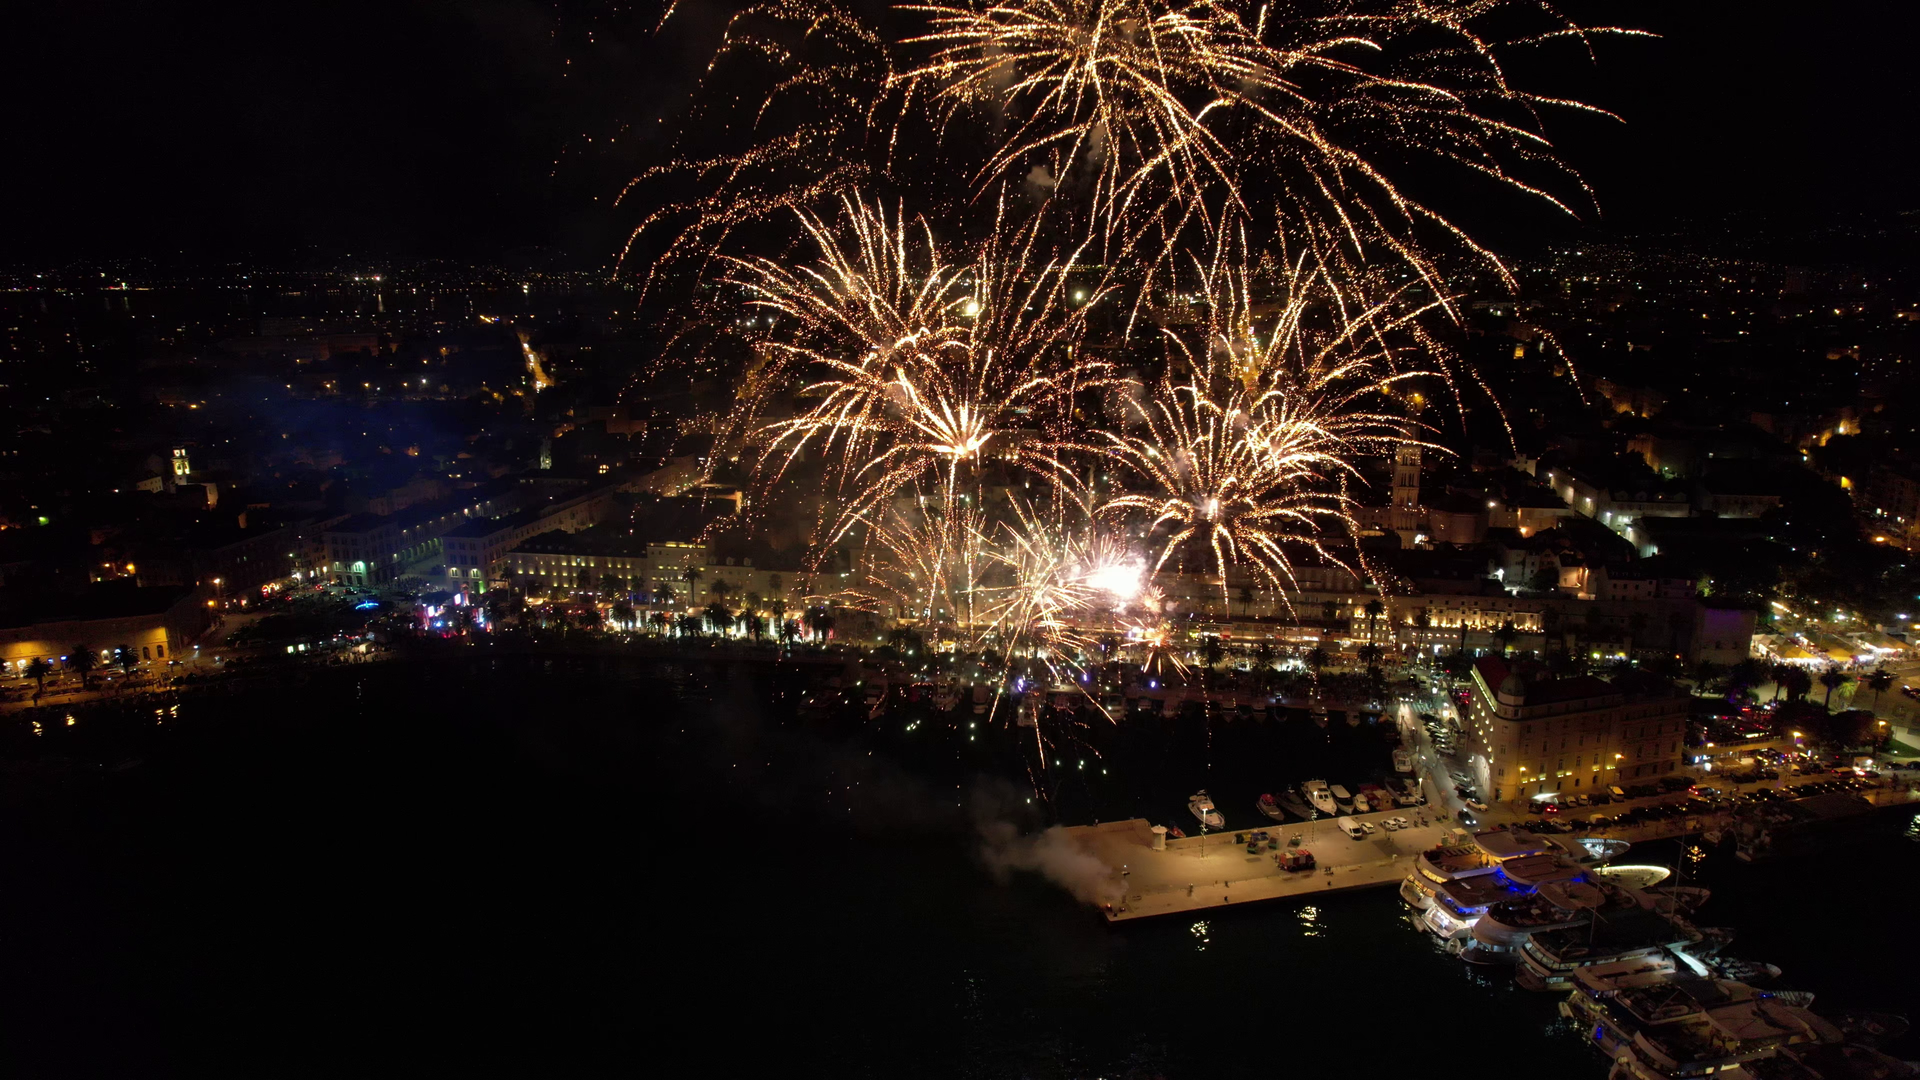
[
  {"x1": 1257, "y1": 793, "x2": 1286, "y2": 821},
  {"x1": 1305, "y1": 780, "x2": 1338, "y2": 817},
  {"x1": 1189, "y1": 790, "x2": 1226, "y2": 831},
  {"x1": 1279, "y1": 788, "x2": 1313, "y2": 819}
]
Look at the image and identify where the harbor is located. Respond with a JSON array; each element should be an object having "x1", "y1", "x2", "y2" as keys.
[{"x1": 1077, "y1": 780, "x2": 1920, "y2": 923}]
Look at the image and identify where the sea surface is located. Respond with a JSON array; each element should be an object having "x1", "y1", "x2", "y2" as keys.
[{"x1": 2, "y1": 656, "x2": 1913, "y2": 1078}]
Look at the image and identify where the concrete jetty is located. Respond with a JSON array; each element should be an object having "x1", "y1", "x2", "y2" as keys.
[{"x1": 1072, "y1": 811, "x2": 1446, "y2": 922}]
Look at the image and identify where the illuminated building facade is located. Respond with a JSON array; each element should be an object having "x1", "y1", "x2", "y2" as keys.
[{"x1": 1463, "y1": 657, "x2": 1688, "y2": 802}]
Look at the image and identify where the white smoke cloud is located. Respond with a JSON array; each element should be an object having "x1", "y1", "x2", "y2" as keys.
[{"x1": 977, "y1": 820, "x2": 1123, "y2": 906}]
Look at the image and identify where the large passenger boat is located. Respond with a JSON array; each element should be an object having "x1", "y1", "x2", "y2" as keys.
[
  {"x1": 1513, "y1": 906, "x2": 1703, "y2": 992},
  {"x1": 1563, "y1": 968, "x2": 1849, "y2": 1080}
]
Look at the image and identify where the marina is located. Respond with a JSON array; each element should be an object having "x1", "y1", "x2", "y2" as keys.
[{"x1": 1075, "y1": 784, "x2": 1920, "y2": 923}]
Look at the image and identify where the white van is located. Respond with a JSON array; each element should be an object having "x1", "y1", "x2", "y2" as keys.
[{"x1": 1337, "y1": 816, "x2": 1366, "y2": 840}]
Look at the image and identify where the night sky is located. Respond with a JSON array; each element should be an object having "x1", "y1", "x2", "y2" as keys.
[{"x1": 5, "y1": 0, "x2": 1915, "y2": 264}]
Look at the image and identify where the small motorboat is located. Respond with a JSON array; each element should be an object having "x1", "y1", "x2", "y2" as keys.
[
  {"x1": 1189, "y1": 790, "x2": 1226, "y2": 831},
  {"x1": 1258, "y1": 793, "x2": 1287, "y2": 821},
  {"x1": 1305, "y1": 780, "x2": 1338, "y2": 817},
  {"x1": 1279, "y1": 788, "x2": 1314, "y2": 819}
]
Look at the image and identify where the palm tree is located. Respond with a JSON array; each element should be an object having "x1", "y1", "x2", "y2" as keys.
[
  {"x1": 1364, "y1": 598, "x2": 1384, "y2": 643},
  {"x1": 1237, "y1": 585, "x2": 1255, "y2": 617},
  {"x1": 24, "y1": 657, "x2": 49, "y2": 697},
  {"x1": 1356, "y1": 642, "x2": 1384, "y2": 668},
  {"x1": 1780, "y1": 666, "x2": 1812, "y2": 703},
  {"x1": 1692, "y1": 660, "x2": 1722, "y2": 692},
  {"x1": 1865, "y1": 666, "x2": 1895, "y2": 708},
  {"x1": 648, "y1": 610, "x2": 670, "y2": 635},
  {"x1": 611, "y1": 600, "x2": 635, "y2": 630},
  {"x1": 888, "y1": 626, "x2": 921, "y2": 655},
  {"x1": 1364, "y1": 664, "x2": 1386, "y2": 702},
  {"x1": 744, "y1": 591, "x2": 762, "y2": 616},
  {"x1": 709, "y1": 579, "x2": 734, "y2": 604},
  {"x1": 1769, "y1": 663, "x2": 1792, "y2": 702},
  {"x1": 1201, "y1": 635, "x2": 1225, "y2": 669},
  {"x1": 1727, "y1": 658, "x2": 1767, "y2": 698},
  {"x1": 680, "y1": 566, "x2": 704, "y2": 604},
  {"x1": 67, "y1": 645, "x2": 98, "y2": 690},
  {"x1": 1818, "y1": 666, "x2": 1852, "y2": 711},
  {"x1": 1306, "y1": 646, "x2": 1329, "y2": 676},
  {"x1": 114, "y1": 644, "x2": 139, "y2": 676},
  {"x1": 704, "y1": 602, "x2": 733, "y2": 635},
  {"x1": 1493, "y1": 620, "x2": 1518, "y2": 658}
]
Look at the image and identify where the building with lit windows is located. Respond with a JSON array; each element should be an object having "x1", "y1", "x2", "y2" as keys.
[{"x1": 1462, "y1": 657, "x2": 1689, "y2": 803}]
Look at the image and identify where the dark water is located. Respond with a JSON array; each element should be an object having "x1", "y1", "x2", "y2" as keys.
[{"x1": 1, "y1": 658, "x2": 1911, "y2": 1077}]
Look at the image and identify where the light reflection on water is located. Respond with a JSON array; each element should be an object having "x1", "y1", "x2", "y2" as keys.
[
  {"x1": 1297, "y1": 904, "x2": 1324, "y2": 938},
  {"x1": 1189, "y1": 919, "x2": 1211, "y2": 951},
  {"x1": 1904, "y1": 813, "x2": 1920, "y2": 843}
]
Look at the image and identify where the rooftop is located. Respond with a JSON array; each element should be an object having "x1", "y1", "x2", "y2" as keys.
[
  {"x1": 1475, "y1": 657, "x2": 1636, "y2": 710},
  {"x1": 0, "y1": 584, "x2": 196, "y2": 628}
]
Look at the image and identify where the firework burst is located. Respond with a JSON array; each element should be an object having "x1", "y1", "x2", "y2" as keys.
[
  {"x1": 1097, "y1": 249, "x2": 1436, "y2": 600},
  {"x1": 890, "y1": 0, "x2": 1645, "y2": 296},
  {"x1": 725, "y1": 196, "x2": 1114, "y2": 542}
]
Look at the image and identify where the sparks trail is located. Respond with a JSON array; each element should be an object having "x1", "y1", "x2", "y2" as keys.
[{"x1": 889, "y1": 0, "x2": 1648, "y2": 299}]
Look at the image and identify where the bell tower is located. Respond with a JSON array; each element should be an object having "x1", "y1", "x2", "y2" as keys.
[
  {"x1": 1392, "y1": 444, "x2": 1420, "y2": 509},
  {"x1": 1391, "y1": 444, "x2": 1422, "y2": 537}
]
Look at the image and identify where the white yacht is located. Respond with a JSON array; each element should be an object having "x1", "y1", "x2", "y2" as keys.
[
  {"x1": 1563, "y1": 969, "x2": 1844, "y2": 1080},
  {"x1": 1514, "y1": 906, "x2": 1703, "y2": 992},
  {"x1": 1189, "y1": 790, "x2": 1225, "y2": 831},
  {"x1": 1304, "y1": 780, "x2": 1338, "y2": 817},
  {"x1": 1330, "y1": 784, "x2": 1354, "y2": 812}
]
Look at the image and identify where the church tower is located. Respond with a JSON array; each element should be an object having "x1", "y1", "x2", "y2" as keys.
[{"x1": 1392, "y1": 444, "x2": 1421, "y2": 510}]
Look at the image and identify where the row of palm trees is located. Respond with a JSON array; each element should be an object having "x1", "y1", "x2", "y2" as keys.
[
  {"x1": 541, "y1": 592, "x2": 841, "y2": 644},
  {"x1": 20, "y1": 644, "x2": 148, "y2": 697}
]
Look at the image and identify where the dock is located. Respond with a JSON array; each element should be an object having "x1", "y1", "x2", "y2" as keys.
[
  {"x1": 1071, "y1": 813, "x2": 1446, "y2": 922},
  {"x1": 1072, "y1": 781, "x2": 1920, "y2": 923}
]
